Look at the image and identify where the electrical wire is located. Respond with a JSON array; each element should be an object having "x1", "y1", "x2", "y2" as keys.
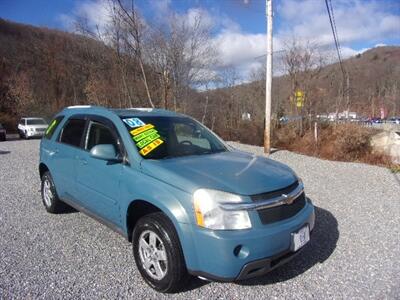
[{"x1": 325, "y1": 0, "x2": 345, "y2": 77}]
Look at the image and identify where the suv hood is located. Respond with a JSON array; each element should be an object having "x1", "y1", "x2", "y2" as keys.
[{"x1": 141, "y1": 150, "x2": 297, "y2": 195}]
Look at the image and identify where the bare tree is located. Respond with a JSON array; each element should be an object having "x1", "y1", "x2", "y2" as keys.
[
  {"x1": 145, "y1": 10, "x2": 217, "y2": 111},
  {"x1": 115, "y1": 0, "x2": 154, "y2": 108}
]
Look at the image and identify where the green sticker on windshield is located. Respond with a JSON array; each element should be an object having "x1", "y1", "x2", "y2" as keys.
[
  {"x1": 45, "y1": 119, "x2": 57, "y2": 135},
  {"x1": 136, "y1": 132, "x2": 160, "y2": 148},
  {"x1": 133, "y1": 128, "x2": 157, "y2": 142}
]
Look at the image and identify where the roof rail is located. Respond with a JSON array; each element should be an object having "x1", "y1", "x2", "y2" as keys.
[
  {"x1": 127, "y1": 107, "x2": 154, "y2": 112},
  {"x1": 66, "y1": 105, "x2": 93, "y2": 109}
]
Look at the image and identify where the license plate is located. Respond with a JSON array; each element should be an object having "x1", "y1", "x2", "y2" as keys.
[{"x1": 292, "y1": 225, "x2": 310, "y2": 252}]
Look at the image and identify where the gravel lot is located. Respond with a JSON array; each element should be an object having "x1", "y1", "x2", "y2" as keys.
[{"x1": 0, "y1": 139, "x2": 399, "y2": 299}]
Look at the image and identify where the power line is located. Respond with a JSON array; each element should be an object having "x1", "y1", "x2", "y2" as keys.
[{"x1": 325, "y1": 0, "x2": 345, "y2": 77}]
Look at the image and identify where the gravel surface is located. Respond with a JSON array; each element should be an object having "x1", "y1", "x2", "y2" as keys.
[{"x1": 0, "y1": 139, "x2": 399, "y2": 299}]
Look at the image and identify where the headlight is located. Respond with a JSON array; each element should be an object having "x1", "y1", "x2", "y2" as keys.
[{"x1": 193, "y1": 189, "x2": 251, "y2": 230}]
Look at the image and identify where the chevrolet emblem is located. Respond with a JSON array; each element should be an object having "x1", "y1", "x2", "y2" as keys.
[{"x1": 282, "y1": 194, "x2": 295, "y2": 205}]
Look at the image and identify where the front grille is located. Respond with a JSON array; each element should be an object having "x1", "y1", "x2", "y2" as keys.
[
  {"x1": 251, "y1": 181, "x2": 306, "y2": 225},
  {"x1": 35, "y1": 128, "x2": 45, "y2": 132},
  {"x1": 251, "y1": 180, "x2": 299, "y2": 202},
  {"x1": 257, "y1": 193, "x2": 306, "y2": 224}
]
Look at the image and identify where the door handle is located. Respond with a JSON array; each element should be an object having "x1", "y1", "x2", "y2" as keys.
[{"x1": 80, "y1": 159, "x2": 88, "y2": 165}]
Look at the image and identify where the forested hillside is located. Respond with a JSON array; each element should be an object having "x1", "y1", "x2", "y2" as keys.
[{"x1": 0, "y1": 19, "x2": 155, "y2": 124}]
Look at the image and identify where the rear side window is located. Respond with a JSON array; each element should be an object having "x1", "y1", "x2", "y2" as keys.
[
  {"x1": 44, "y1": 116, "x2": 64, "y2": 140},
  {"x1": 60, "y1": 118, "x2": 86, "y2": 147}
]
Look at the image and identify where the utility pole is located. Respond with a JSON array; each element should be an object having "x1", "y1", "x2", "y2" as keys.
[
  {"x1": 346, "y1": 72, "x2": 350, "y2": 117},
  {"x1": 264, "y1": 0, "x2": 273, "y2": 154}
]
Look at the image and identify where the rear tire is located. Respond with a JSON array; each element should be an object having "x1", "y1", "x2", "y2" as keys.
[
  {"x1": 132, "y1": 212, "x2": 189, "y2": 293},
  {"x1": 41, "y1": 171, "x2": 68, "y2": 213}
]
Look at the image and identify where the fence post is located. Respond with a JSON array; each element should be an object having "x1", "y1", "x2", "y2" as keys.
[{"x1": 314, "y1": 122, "x2": 318, "y2": 144}]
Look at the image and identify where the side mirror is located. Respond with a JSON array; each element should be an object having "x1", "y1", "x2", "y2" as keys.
[{"x1": 90, "y1": 144, "x2": 121, "y2": 162}]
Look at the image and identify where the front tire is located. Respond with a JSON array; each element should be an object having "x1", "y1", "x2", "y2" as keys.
[
  {"x1": 132, "y1": 212, "x2": 189, "y2": 293},
  {"x1": 41, "y1": 171, "x2": 68, "y2": 213}
]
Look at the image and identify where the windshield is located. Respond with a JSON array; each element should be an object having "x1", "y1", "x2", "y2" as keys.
[
  {"x1": 121, "y1": 116, "x2": 228, "y2": 159},
  {"x1": 0, "y1": 124, "x2": 3, "y2": 129},
  {"x1": 27, "y1": 118, "x2": 46, "y2": 125}
]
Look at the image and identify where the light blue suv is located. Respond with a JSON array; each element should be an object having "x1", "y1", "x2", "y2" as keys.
[{"x1": 39, "y1": 106, "x2": 315, "y2": 292}]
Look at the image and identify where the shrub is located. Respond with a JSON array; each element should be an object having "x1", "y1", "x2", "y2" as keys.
[
  {"x1": 332, "y1": 124, "x2": 372, "y2": 161},
  {"x1": 238, "y1": 121, "x2": 263, "y2": 146},
  {"x1": 0, "y1": 112, "x2": 17, "y2": 132},
  {"x1": 273, "y1": 123, "x2": 299, "y2": 149}
]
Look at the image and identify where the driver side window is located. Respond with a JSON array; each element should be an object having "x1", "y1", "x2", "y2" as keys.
[
  {"x1": 86, "y1": 121, "x2": 120, "y2": 154},
  {"x1": 173, "y1": 123, "x2": 211, "y2": 150}
]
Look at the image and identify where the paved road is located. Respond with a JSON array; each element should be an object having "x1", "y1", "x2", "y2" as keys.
[{"x1": 0, "y1": 139, "x2": 399, "y2": 299}]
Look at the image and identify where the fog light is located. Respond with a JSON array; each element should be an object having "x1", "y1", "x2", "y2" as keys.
[{"x1": 233, "y1": 245, "x2": 249, "y2": 259}]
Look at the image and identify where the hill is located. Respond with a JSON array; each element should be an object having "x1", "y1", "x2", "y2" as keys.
[
  {"x1": 207, "y1": 46, "x2": 400, "y2": 128},
  {"x1": 0, "y1": 18, "x2": 155, "y2": 130},
  {"x1": 0, "y1": 19, "x2": 399, "y2": 139}
]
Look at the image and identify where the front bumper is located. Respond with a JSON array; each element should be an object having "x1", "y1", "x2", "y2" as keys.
[
  {"x1": 187, "y1": 201, "x2": 315, "y2": 281},
  {"x1": 26, "y1": 131, "x2": 45, "y2": 137},
  {"x1": 191, "y1": 245, "x2": 305, "y2": 282}
]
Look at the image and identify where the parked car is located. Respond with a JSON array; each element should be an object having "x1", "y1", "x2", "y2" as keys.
[
  {"x1": 17, "y1": 117, "x2": 48, "y2": 139},
  {"x1": 39, "y1": 106, "x2": 315, "y2": 293},
  {"x1": 388, "y1": 117, "x2": 400, "y2": 125},
  {"x1": 0, "y1": 123, "x2": 6, "y2": 141},
  {"x1": 370, "y1": 117, "x2": 383, "y2": 124}
]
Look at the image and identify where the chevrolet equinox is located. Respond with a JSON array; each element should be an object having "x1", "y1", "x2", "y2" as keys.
[{"x1": 39, "y1": 106, "x2": 315, "y2": 293}]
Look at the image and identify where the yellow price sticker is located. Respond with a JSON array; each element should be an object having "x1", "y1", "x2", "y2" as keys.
[{"x1": 139, "y1": 139, "x2": 164, "y2": 156}]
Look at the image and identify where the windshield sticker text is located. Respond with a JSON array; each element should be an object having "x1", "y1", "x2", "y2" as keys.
[
  {"x1": 130, "y1": 123, "x2": 163, "y2": 156},
  {"x1": 130, "y1": 123, "x2": 154, "y2": 135},
  {"x1": 136, "y1": 132, "x2": 161, "y2": 148},
  {"x1": 139, "y1": 139, "x2": 164, "y2": 156},
  {"x1": 123, "y1": 118, "x2": 146, "y2": 128},
  {"x1": 132, "y1": 128, "x2": 157, "y2": 142}
]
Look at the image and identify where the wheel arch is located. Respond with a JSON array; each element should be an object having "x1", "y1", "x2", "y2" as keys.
[
  {"x1": 126, "y1": 199, "x2": 163, "y2": 242},
  {"x1": 39, "y1": 162, "x2": 49, "y2": 178},
  {"x1": 125, "y1": 198, "x2": 199, "y2": 272}
]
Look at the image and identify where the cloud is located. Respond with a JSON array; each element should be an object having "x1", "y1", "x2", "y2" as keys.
[
  {"x1": 212, "y1": 0, "x2": 399, "y2": 79},
  {"x1": 277, "y1": 0, "x2": 400, "y2": 46},
  {"x1": 213, "y1": 31, "x2": 265, "y2": 66},
  {"x1": 58, "y1": 0, "x2": 111, "y2": 34}
]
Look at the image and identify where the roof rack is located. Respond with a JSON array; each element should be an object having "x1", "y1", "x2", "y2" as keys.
[{"x1": 67, "y1": 105, "x2": 93, "y2": 109}]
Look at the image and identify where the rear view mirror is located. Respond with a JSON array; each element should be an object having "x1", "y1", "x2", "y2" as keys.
[{"x1": 90, "y1": 144, "x2": 121, "y2": 162}]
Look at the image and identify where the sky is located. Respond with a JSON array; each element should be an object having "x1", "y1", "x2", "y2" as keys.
[{"x1": 1, "y1": 0, "x2": 399, "y2": 79}]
